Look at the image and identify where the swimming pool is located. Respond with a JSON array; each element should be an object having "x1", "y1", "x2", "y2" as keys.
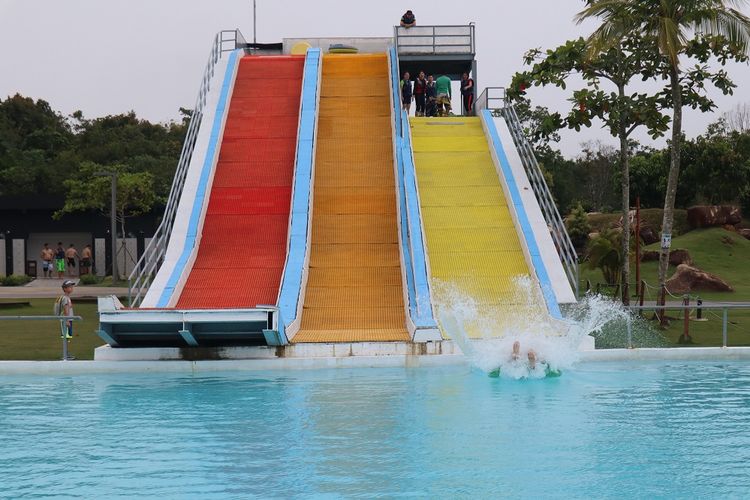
[{"x1": 2, "y1": 362, "x2": 749, "y2": 498}]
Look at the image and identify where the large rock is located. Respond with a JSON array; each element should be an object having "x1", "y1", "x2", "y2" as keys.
[
  {"x1": 668, "y1": 249, "x2": 692, "y2": 266},
  {"x1": 639, "y1": 227, "x2": 659, "y2": 245},
  {"x1": 665, "y1": 264, "x2": 733, "y2": 294},
  {"x1": 687, "y1": 205, "x2": 742, "y2": 228},
  {"x1": 639, "y1": 249, "x2": 691, "y2": 265},
  {"x1": 739, "y1": 228, "x2": 750, "y2": 240}
]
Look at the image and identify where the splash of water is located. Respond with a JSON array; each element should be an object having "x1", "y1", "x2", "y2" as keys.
[{"x1": 434, "y1": 277, "x2": 630, "y2": 379}]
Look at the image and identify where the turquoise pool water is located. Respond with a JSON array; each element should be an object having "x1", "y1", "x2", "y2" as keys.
[{"x1": 2, "y1": 361, "x2": 750, "y2": 498}]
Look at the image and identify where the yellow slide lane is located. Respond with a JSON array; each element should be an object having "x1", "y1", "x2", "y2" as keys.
[
  {"x1": 411, "y1": 117, "x2": 542, "y2": 338},
  {"x1": 293, "y1": 54, "x2": 409, "y2": 343}
]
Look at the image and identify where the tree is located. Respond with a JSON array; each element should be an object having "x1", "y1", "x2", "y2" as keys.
[
  {"x1": 576, "y1": 0, "x2": 750, "y2": 308},
  {"x1": 566, "y1": 202, "x2": 592, "y2": 250},
  {"x1": 509, "y1": 33, "x2": 669, "y2": 304},
  {"x1": 724, "y1": 102, "x2": 750, "y2": 133},
  {"x1": 587, "y1": 228, "x2": 624, "y2": 285},
  {"x1": 55, "y1": 162, "x2": 158, "y2": 240}
]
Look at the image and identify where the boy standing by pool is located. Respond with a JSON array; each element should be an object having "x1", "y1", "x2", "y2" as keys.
[{"x1": 56, "y1": 280, "x2": 76, "y2": 340}]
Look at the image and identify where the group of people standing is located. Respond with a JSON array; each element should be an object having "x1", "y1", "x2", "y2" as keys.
[
  {"x1": 40, "y1": 242, "x2": 92, "y2": 278},
  {"x1": 400, "y1": 71, "x2": 474, "y2": 117}
]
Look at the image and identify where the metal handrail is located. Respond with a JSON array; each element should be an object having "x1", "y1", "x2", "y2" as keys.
[
  {"x1": 624, "y1": 303, "x2": 749, "y2": 348},
  {"x1": 394, "y1": 24, "x2": 475, "y2": 55},
  {"x1": 0, "y1": 315, "x2": 84, "y2": 360},
  {"x1": 128, "y1": 29, "x2": 246, "y2": 307},
  {"x1": 483, "y1": 90, "x2": 579, "y2": 297},
  {"x1": 476, "y1": 87, "x2": 506, "y2": 116}
]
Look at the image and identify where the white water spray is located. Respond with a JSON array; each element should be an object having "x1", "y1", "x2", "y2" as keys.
[{"x1": 434, "y1": 277, "x2": 630, "y2": 379}]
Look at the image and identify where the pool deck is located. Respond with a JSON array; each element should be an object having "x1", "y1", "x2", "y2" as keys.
[{"x1": 1, "y1": 344, "x2": 750, "y2": 375}]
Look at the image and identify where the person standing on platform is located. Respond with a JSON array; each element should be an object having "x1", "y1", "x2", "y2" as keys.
[
  {"x1": 401, "y1": 71, "x2": 413, "y2": 114},
  {"x1": 425, "y1": 75, "x2": 437, "y2": 117},
  {"x1": 80, "y1": 244, "x2": 93, "y2": 276},
  {"x1": 461, "y1": 72, "x2": 475, "y2": 115},
  {"x1": 40, "y1": 243, "x2": 54, "y2": 278},
  {"x1": 414, "y1": 71, "x2": 427, "y2": 117},
  {"x1": 435, "y1": 75, "x2": 452, "y2": 116},
  {"x1": 54, "y1": 242, "x2": 66, "y2": 279},
  {"x1": 65, "y1": 244, "x2": 79, "y2": 277}
]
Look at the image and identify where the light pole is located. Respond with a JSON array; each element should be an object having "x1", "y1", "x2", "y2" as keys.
[
  {"x1": 95, "y1": 172, "x2": 118, "y2": 284},
  {"x1": 253, "y1": 0, "x2": 257, "y2": 54}
]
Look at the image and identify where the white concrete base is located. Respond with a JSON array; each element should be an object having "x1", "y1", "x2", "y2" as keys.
[
  {"x1": 578, "y1": 335, "x2": 596, "y2": 351},
  {"x1": 3, "y1": 346, "x2": 750, "y2": 375},
  {"x1": 94, "y1": 341, "x2": 464, "y2": 361},
  {"x1": 580, "y1": 346, "x2": 750, "y2": 362}
]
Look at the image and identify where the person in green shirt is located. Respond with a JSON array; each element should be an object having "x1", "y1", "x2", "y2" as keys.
[{"x1": 435, "y1": 75, "x2": 452, "y2": 116}]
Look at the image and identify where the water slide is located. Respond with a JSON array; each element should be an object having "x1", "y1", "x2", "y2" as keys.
[
  {"x1": 98, "y1": 51, "x2": 309, "y2": 347},
  {"x1": 292, "y1": 54, "x2": 410, "y2": 343},
  {"x1": 410, "y1": 115, "x2": 572, "y2": 338},
  {"x1": 173, "y1": 56, "x2": 304, "y2": 309}
]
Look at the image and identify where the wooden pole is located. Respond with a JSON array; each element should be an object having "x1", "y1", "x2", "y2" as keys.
[{"x1": 635, "y1": 197, "x2": 641, "y2": 297}]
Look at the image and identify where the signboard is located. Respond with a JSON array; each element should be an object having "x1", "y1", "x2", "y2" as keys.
[{"x1": 661, "y1": 233, "x2": 672, "y2": 250}]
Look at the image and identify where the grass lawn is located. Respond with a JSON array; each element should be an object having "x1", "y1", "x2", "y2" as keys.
[
  {"x1": 581, "y1": 227, "x2": 750, "y2": 348},
  {"x1": 0, "y1": 298, "x2": 103, "y2": 360}
]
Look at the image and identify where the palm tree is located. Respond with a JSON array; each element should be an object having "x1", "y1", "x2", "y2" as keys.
[{"x1": 576, "y1": 0, "x2": 750, "y2": 307}]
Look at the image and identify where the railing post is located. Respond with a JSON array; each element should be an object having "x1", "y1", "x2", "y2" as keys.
[
  {"x1": 679, "y1": 294, "x2": 691, "y2": 344},
  {"x1": 626, "y1": 314, "x2": 633, "y2": 349},
  {"x1": 723, "y1": 308, "x2": 728, "y2": 347}
]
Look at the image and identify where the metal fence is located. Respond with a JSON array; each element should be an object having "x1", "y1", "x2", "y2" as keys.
[
  {"x1": 477, "y1": 87, "x2": 579, "y2": 297},
  {"x1": 394, "y1": 25, "x2": 475, "y2": 55},
  {"x1": 624, "y1": 303, "x2": 749, "y2": 348},
  {"x1": 0, "y1": 315, "x2": 83, "y2": 360},
  {"x1": 128, "y1": 30, "x2": 247, "y2": 307}
]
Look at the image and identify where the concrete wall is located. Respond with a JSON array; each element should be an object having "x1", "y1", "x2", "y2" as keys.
[
  {"x1": 12, "y1": 239, "x2": 24, "y2": 275},
  {"x1": 0, "y1": 239, "x2": 5, "y2": 277},
  {"x1": 114, "y1": 238, "x2": 137, "y2": 279},
  {"x1": 95, "y1": 238, "x2": 106, "y2": 276}
]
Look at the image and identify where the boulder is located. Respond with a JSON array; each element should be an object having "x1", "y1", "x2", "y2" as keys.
[
  {"x1": 639, "y1": 249, "x2": 691, "y2": 265},
  {"x1": 739, "y1": 228, "x2": 750, "y2": 240},
  {"x1": 639, "y1": 227, "x2": 659, "y2": 245},
  {"x1": 641, "y1": 250, "x2": 659, "y2": 262},
  {"x1": 665, "y1": 264, "x2": 733, "y2": 294},
  {"x1": 687, "y1": 205, "x2": 742, "y2": 228},
  {"x1": 668, "y1": 249, "x2": 692, "y2": 266}
]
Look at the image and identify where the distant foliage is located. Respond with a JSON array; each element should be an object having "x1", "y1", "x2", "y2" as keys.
[
  {"x1": 0, "y1": 94, "x2": 188, "y2": 214},
  {"x1": 587, "y1": 229, "x2": 623, "y2": 285},
  {"x1": 566, "y1": 203, "x2": 591, "y2": 249}
]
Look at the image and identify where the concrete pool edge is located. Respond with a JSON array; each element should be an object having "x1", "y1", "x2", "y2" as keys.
[{"x1": 1, "y1": 345, "x2": 750, "y2": 375}]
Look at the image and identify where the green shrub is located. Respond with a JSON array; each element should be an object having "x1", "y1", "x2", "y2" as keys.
[
  {"x1": 566, "y1": 202, "x2": 591, "y2": 248},
  {"x1": 1, "y1": 274, "x2": 32, "y2": 286},
  {"x1": 78, "y1": 274, "x2": 99, "y2": 285}
]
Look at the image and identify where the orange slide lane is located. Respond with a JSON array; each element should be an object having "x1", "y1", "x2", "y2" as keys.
[
  {"x1": 293, "y1": 54, "x2": 409, "y2": 343},
  {"x1": 176, "y1": 56, "x2": 304, "y2": 309}
]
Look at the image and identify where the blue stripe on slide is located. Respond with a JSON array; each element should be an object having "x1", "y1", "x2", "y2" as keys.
[
  {"x1": 156, "y1": 50, "x2": 239, "y2": 308},
  {"x1": 482, "y1": 110, "x2": 562, "y2": 319},
  {"x1": 278, "y1": 48, "x2": 321, "y2": 327}
]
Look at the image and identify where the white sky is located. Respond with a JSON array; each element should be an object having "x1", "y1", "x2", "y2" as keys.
[{"x1": 1, "y1": 0, "x2": 748, "y2": 157}]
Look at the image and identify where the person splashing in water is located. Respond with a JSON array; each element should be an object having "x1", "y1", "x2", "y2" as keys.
[{"x1": 491, "y1": 340, "x2": 557, "y2": 378}]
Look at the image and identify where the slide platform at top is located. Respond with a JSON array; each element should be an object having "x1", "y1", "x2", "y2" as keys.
[
  {"x1": 175, "y1": 55, "x2": 304, "y2": 309},
  {"x1": 292, "y1": 53, "x2": 410, "y2": 343},
  {"x1": 411, "y1": 117, "x2": 548, "y2": 337}
]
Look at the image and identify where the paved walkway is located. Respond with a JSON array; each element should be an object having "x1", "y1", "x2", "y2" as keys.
[{"x1": 0, "y1": 278, "x2": 131, "y2": 299}]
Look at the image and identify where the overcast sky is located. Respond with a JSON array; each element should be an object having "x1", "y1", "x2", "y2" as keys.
[{"x1": 1, "y1": 0, "x2": 748, "y2": 156}]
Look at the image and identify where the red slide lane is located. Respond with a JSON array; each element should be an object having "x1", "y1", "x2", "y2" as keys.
[{"x1": 175, "y1": 55, "x2": 304, "y2": 309}]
